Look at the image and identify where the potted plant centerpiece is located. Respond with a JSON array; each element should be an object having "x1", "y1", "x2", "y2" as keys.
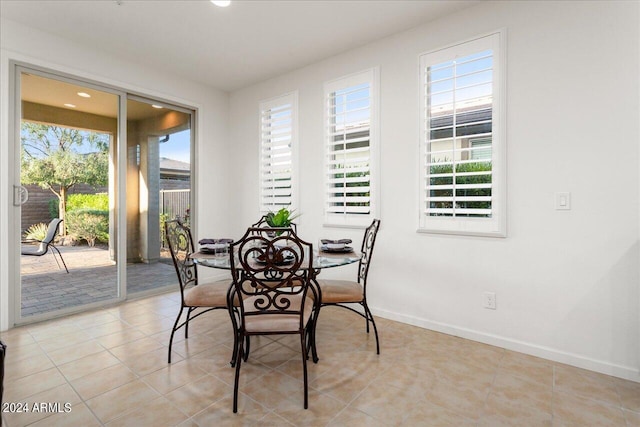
[{"x1": 264, "y1": 207, "x2": 300, "y2": 236}]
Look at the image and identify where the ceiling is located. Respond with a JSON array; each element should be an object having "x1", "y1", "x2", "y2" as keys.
[{"x1": 0, "y1": 0, "x2": 479, "y2": 92}]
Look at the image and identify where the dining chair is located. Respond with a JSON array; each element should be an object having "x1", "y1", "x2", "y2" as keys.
[
  {"x1": 164, "y1": 220, "x2": 235, "y2": 363},
  {"x1": 21, "y1": 218, "x2": 69, "y2": 273},
  {"x1": 318, "y1": 218, "x2": 381, "y2": 354},
  {"x1": 228, "y1": 227, "x2": 317, "y2": 412}
]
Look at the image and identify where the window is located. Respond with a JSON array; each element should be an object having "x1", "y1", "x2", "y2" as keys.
[
  {"x1": 419, "y1": 31, "x2": 506, "y2": 237},
  {"x1": 259, "y1": 92, "x2": 297, "y2": 213},
  {"x1": 324, "y1": 68, "x2": 379, "y2": 227}
]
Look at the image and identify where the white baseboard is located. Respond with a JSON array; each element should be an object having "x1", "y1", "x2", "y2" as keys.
[{"x1": 372, "y1": 307, "x2": 640, "y2": 383}]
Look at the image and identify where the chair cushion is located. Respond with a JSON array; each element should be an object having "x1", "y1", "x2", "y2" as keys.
[
  {"x1": 318, "y1": 279, "x2": 364, "y2": 304},
  {"x1": 243, "y1": 294, "x2": 314, "y2": 333},
  {"x1": 184, "y1": 279, "x2": 232, "y2": 307}
]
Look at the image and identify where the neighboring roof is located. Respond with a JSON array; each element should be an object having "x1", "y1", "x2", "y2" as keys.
[{"x1": 160, "y1": 157, "x2": 189, "y2": 172}]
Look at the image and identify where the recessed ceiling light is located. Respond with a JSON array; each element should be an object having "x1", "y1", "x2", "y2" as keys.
[
  {"x1": 211, "y1": 1, "x2": 231, "y2": 7},
  {"x1": 64, "y1": 103, "x2": 76, "y2": 108},
  {"x1": 151, "y1": 104, "x2": 163, "y2": 109},
  {"x1": 77, "y1": 92, "x2": 91, "y2": 98}
]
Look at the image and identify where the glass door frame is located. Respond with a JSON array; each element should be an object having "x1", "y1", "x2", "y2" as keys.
[{"x1": 10, "y1": 63, "x2": 129, "y2": 325}]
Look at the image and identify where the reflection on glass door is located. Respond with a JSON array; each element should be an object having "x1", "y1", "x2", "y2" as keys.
[
  {"x1": 125, "y1": 97, "x2": 192, "y2": 295},
  {"x1": 19, "y1": 71, "x2": 121, "y2": 319}
]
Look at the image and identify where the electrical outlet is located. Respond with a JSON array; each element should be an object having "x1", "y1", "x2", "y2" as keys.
[{"x1": 483, "y1": 292, "x2": 496, "y2": 310}]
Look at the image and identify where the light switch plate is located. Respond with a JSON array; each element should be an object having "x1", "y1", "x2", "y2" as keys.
[{"x1": 555, "y1": 192, "x2": 571, "y2": 210}]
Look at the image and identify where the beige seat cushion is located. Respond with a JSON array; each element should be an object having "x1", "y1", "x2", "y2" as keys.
[
  {"x1": 184, "y1": 279, "x2": 232, "y2": 307},
  {"x1": 243, "y1": 294, "x2": 314, "y2": 333},
  {"x1": 318, "y1": 279, "x2": 364, "y2": 304}
]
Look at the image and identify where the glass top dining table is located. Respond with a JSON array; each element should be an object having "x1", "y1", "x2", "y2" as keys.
[{"x1": 192, "y1": 248, "x2": 361, "y2": 270}]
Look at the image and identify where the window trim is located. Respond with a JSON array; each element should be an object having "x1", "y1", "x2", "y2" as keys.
[
  {"x1": 417, "y1": 30, "x2": 507, "y2": 238},
  {"x1": 323, "y1": 67, "x2": 380, "y2": 229},
  {"x1": 258, "y1": 91, "x2": 299, "y2": 215}
]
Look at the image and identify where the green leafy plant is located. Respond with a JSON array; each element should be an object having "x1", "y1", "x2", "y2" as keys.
[
  {"x1": 265, "y1": 207, "x2": 300, "y2": 228},
  {"x1": 67, "y1": 193, "x2": 109, "y2": 211},
  {"x1": 23, "y1": 222, "x2": 49, "y2": 241},
  {"x1": 65, "y1": 209, "x2": 108, "y2": 247}
]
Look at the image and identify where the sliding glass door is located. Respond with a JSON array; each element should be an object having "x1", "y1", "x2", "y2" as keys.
[{"x1": 14, "y1": 66, "x2": 194, "y2": 323}]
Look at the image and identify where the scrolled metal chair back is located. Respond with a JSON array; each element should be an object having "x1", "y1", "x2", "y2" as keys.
[
  {"x1": 165, "y1": 220, "x2": 198, "y2": 295},
  {"x1": 230, "y1": 227, "x2": 313, "y2": 319},
  {"x1": 358, "y1": 219, "x2": 381, "y2": 285}
]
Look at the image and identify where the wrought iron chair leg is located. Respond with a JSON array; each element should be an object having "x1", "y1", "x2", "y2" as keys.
[
  {"x1": 363, "y1": 302, "x2": 380, "y2": 355},
  {"x1": 185, "y1": 307, "x2": 194, "y2": 339},
  {"x1": 168, "y1": 307, "x2": 184, "y2": 363},
  {"x1": 233, "y1": 335, "x2": 244, "y2": 413},
  {"x1": 300, "y1": 333, "x2": 309, "y2": 409},
  {"x1": 243, "y1": 336, "x2": 250, "y2": 362}
]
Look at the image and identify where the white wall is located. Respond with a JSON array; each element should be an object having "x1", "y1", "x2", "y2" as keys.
[
  {"x1": 0, "y1": 18, "x2": 231, "y2": 329},
  {"x1": 229, "y1": 1, "x2": 640, "y2": 381}
]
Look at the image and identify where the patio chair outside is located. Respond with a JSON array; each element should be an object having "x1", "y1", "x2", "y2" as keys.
[{"x1": 21, "y1": 218, "x2": 69, "y2": 273}]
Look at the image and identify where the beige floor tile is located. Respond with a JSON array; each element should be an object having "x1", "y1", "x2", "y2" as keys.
[
  {"x1": 71, "y1": 363, "x2": 138, "y2": 400},
  {"x1": 86, "y1": 379, "x2": 161, "y2": 423},
  {"x1": 120, "y1": 346, "x2": 184, "y2": 376},
  {"x1": 69, "y1": 310, "x2": 121, "y2": 330},
  {"x1": 135, "y1": 316, "x2": 178, "y2": 336},
  {"x1": 624, "y1": 409, "x2": 640, "y2": 427},
  {"x1": 57, "y1": 349, "x2": 122, "y2": 381},
  {"x1": 615, "y1": 377, "x2": 640, "y2": 412},
  {"x1": 94, "y1": 327, "x2": 147, "y2": 348},
  {"x1": 403, "y1": 401, "x2": 477, "y2": 427},
  {"x1": 164, "y1": 374, "x2": 232, "y2": 417},
  {"x1": 170, "y1": 332, "x2": 220, "y2": 359},
  {"x1": 142, "y1": 359, "x2": 208, "y2": 395},
  {"x1": 489, "y1": 372, "x2": 553, "y2": 414},
  {"x1": 36, "y1": 329, "x2": 93, "y2": 353},
  {"x1": 326, "y1": 407, "x2": 388, "y2": 427},
  {"x1": 3, "y1": 342, "x2": 44, "y2": 365},
  {"x1": 482, "y1": 393, "x2": 553, "y2": 426},
  {"x1": 553, "y1": 391, "x2": 626, "y2": 427},
  {"x1": 554, "y1": 364, "x2": 621, "y2": 406},
  {"x1": 2, "y1": 383, "x2": 82, "y2": 427},
  {"x1": 351, "y1": 381, "x2": 422, "y2": 425},
  {"x1": 45, "y1": 339, "x2": 105, "y2": 365},
  {"x1": 499, "y1": 351, "x2": 554, "y2": 387},
  {"x1": 242, "y1": 370, "x2": 307, "y2": 410},
  {"x1": 190, "y1": 394, "x2": 270, "y2": 426},
  {"x1": 4, "y1": 367, "x2": 67, "y2": 402},
  {"x1": 105, "y1": 396, "x2": 189, "y2": 427},
  {"x1": 273, "y1": 389, "x2": 347, "y2": 425},
  {"x1": 0, "y1": 327, "x2": 36, "y2": 348},
  {"x1": 310, "y1": 364, "x2": 377, "y2": 404},
  {"x1": 4, "y1": 351, "x2": 55, "y2": 381},
  {"x1": 424, "y1": 375, "x2": 490, "y2": 420},
  {"x1": 84, "y1": 319, "x2": 135, "y2": 338},
  {"x1": 109, "y1": 336, "x2": 166, "y2": 360},
  {"x1": 28, "y1": 403, "x2": 102, "y2": 427},
  {"x1": 211, "y1": 359, "x2": 271, "y2": 388},
  {"x1": 255, "y1": 411, "x2": 297, "y2": 426}
]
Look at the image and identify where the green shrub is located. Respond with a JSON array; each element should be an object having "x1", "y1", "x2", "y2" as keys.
[
  {"x1": 48, "y1": 198, "x2": 59, "y2": 219},
  {"x1": 23, "y1": 222, "x2": 48, "y2": 241},
  {"x1": 66, "y1": 209, "x2": 108, "y2": 247},
  {"x1": 67, "y1": 193, "x2": 108, "y2": 212}
]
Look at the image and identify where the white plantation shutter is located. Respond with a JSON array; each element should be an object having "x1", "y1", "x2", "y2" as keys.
[
  {"x1": 324, "y1": 69, "x2": 379, "y2": 227},
  {"x1": 259, "y1": 93, "x2": 297, "y2": 212},
  {"x1": 419, "y1": 31, "x2": 506, "y2": 237}
]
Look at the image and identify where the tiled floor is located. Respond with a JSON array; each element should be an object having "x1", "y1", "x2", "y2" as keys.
[{"x1": 1, "y1": 291, "x2": 639, "y2": 427}]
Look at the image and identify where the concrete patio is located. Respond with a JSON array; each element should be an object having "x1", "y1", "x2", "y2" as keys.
[{"x1": 20, "y1": 244, "x2": 178, "y2": 317}]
